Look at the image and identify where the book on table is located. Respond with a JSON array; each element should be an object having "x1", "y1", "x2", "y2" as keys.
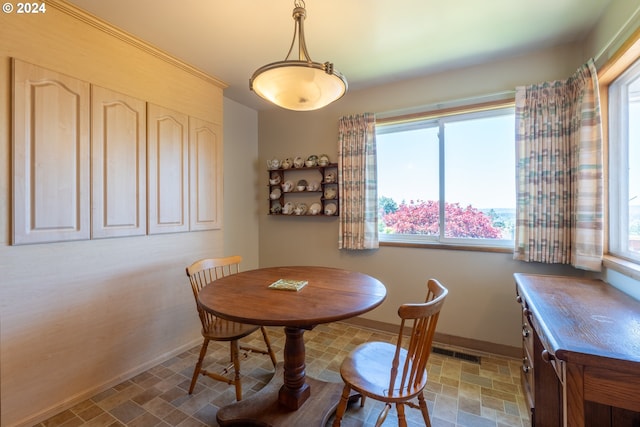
[{"x1": 268, "y1": 279, "x2": 308, "y2": 291}]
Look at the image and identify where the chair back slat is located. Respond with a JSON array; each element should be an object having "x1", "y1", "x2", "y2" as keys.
[
  {"x1": 185, "y1": 256, "x2": 243, "y2": 330},
  {"x1": 389, "y1": 278, "x2": 448, "y2": 396}
]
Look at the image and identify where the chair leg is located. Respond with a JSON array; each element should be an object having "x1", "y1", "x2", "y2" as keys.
[
  {"x1": 332, "y1": 384, "x2": 352, "y2": 426},
  {"x1": 189, "y1": 338, "x2": 210, "y2": 394},
  {"x1": 417, "y1": 392, "x2": 432, "y2": 427},
  {"x1": 230, "y1": 340, "x2": 242, "y2": 401},
  {"x1": 396, "y1": 403, "x2": 407, "y2": 427},
  {"x1": 374, "y1": 403, "x2": 392, "y2": 427},
  {"x1": 260, "y1": 326, "x2": 277, "y2": 367}
]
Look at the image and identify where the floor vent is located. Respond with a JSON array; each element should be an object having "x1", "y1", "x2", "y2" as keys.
[{"x1": 432, "y1": 346, "x2": 481, "y2": 364}]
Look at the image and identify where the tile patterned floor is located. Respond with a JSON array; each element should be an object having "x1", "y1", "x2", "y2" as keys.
[{"x1": 37, "y1": 322, "x2": 529, "y2": 427}]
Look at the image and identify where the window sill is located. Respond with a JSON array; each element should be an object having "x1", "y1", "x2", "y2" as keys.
[
  {"x1": 603, "y1": 255, "x2": 640, "y2": 281},
  {"x1": 379, "y1": 240, "x2": 512, "y2": 254}
]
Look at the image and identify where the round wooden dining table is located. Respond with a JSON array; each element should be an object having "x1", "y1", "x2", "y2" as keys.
[{"x1": 197, "y1": 265, "x2": 387, "y2": 427}]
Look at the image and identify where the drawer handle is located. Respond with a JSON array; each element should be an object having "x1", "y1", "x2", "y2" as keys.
[
  {"x1": 522, "y1": 324, "x2": 530, "y2": 338},
  {"x1": 541, "y1": 349, "x2": 555, "y2": 363},
  {"x1": 522, "y1": 356, "x2": 531, "y2": 373},
  {"x1": 516, "y1": 295, "x2": 523, "y2": 304},
  {"x1": 522, "y1": 307, "x2": 531, "y2": 317}
]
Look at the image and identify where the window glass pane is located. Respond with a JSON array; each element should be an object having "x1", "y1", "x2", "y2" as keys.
[
  {"x1": 629, "y1": 77, "x2": 640, "y2": 255},
  {"x1": 376, "y1": 107, "x2": 515, "y2": 247},
  {"x1": 444, "y1": 114, "x2": 515, "y2": 240},
  {"x1": 377, "y1": 126, "x2": 439, "y2": 236},
  {"x1": 609, "y1": 56, "x2": 640, "y2": 263}
]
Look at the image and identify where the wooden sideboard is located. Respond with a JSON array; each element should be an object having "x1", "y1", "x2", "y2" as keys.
[{"x1": 514, "y1": 273, "x2": 640, "y2": 427}]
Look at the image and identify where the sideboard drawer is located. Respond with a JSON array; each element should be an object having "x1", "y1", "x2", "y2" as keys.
[{"x1": 521, "y1": 313, "x2": 534, "y2": 411}]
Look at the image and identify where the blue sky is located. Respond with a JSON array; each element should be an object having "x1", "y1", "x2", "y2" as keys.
[{"x1": 377, "y1": 113, "x2": 515, "y2": 210}]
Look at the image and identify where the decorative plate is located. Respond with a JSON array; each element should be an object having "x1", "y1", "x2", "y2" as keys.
[
  {"x1": 309, "y1": 202, "x2": 322, "y2": 215},
  {"x1": 325, "y1": 202, "x2": 337, "y2": 216},
  {"x1": 324, "y1": 187, "x2": 336, "y2": 199}
]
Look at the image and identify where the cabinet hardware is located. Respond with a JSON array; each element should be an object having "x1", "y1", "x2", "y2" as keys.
[{"x1": 541, "y1": 349, "x2": 555, "y2": 363}]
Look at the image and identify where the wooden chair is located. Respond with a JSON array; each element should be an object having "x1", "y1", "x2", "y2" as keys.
[
  {"x1": 332, "y1": 278, "x2": 448, "y2": 427},
  {"x1": 185, "y1": 255, "x2": 277, "y2": 400}
]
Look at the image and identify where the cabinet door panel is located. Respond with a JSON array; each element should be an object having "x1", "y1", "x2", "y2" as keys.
[
  {"x1": 91, "y1": 86, "x2": 146, "y2": 238},
  {"x1": 189, "y1": 117, "x2": 222, "y2": 231},
  {"x1": 147, "y1": 104, "x2": 189, "y2": 234},
  {"x1": 12, "y1": 59, "x2": 90, "y2": 244}
]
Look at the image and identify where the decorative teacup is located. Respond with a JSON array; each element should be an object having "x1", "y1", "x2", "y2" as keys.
[
  {"x1": 282, "y1": 202, "x2": 294, "y2": 214},
  {"x1": 270, "y1": 188, "x2": 282, "y2": 199},
  {"x1": 325, "y1": 172, "x2": 336, "y2": 183},
  {"x1": 282, "y1": 181, "x2": 294, "y2": 192},
  {"x1": 267, "y1": 158, "x2": 281, "y2": 170},
  {"x1": 269, "y1": 173, "x2": 281, "y2": 185},
  {"x1": 318, "y1": 154, "x2": 330, "y2": 166},
  {"x1": 270, "y1": 202, "x2": 282, "y2": 214},
  {"x1": 294, "y1": 203, "x2": 308, "y2": 215}
]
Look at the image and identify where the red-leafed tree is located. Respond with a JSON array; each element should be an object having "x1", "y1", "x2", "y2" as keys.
[{"x1": 381, "y1": 200, "x2": 501, "y2": 238}]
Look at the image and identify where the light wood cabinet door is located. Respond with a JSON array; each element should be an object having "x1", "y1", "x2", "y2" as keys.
[
  {"x1": 91, "y1": 86, "x2": 147, "y2": 238},
  {"x1": 189, "y1": 117, "x2": 223, "y2": 231},
  {"x1": 12, "y1": 59, "x2": 90, "y2": 244},
  {"x1": 147, "y1": 104, "x2": 189, "y2": 234}
]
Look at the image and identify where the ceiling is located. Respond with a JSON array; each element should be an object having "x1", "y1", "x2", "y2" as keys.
[{"x1": 66, "y1": 0, "x2": 613, "y2": 111}]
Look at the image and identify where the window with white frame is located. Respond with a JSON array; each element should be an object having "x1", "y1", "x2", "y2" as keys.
[
  {"x1": 376, "y1": 106, "x2": 515, "y2": 248},
  {"x1": 609, "y1": 57, "x2": 640, "y2": 263}
]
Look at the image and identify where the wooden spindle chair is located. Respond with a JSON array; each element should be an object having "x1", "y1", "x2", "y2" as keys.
[
  {"x1": 332, "y1": 278, "x2": 448, "y2": 427},
  {"x1": 185, "y1": 256, "x2": 277, "y2": 400}
]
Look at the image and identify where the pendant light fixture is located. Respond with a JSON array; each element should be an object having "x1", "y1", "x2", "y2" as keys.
[{"x1": 249, "y1": 0, "x2": 348, "y2": 111}]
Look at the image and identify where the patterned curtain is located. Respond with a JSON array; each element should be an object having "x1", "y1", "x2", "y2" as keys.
[
  {"x1": 338, "y1": 113, "x2": 378, "y2": 250},
  {"x1": 514, "y1": 59, "x2": 603, "y2": 271}
]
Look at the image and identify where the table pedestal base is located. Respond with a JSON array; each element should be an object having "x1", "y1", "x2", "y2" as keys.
[{"x1": 216, "y1": 363, "x2": 345, "y2": 426}]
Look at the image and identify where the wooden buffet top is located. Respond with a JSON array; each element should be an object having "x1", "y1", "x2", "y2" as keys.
[{"x1": 514, "y1": 273, "x2": 640, "y2": 371}]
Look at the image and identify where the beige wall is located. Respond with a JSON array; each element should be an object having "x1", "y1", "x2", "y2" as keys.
[
  {"x1": 0, "y1": 2, "x2": 252, "y2": 426},
  {"x1": 223, "y1": 97, "x2": 261, "y2": 270},
  {"x1": 257, "y1": 0, "x2": 640, "y2": 354}
]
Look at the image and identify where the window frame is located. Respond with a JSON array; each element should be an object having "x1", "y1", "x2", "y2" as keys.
[
  {"x1": 376, "y1": 100, "x2": 515, "y2": 252},
  {"x1": 599, "y1": 27, "x2": 640, "y2": 279},
  {"x1": 608, "y1": 59, "x2": 640, "y2": 263}
]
